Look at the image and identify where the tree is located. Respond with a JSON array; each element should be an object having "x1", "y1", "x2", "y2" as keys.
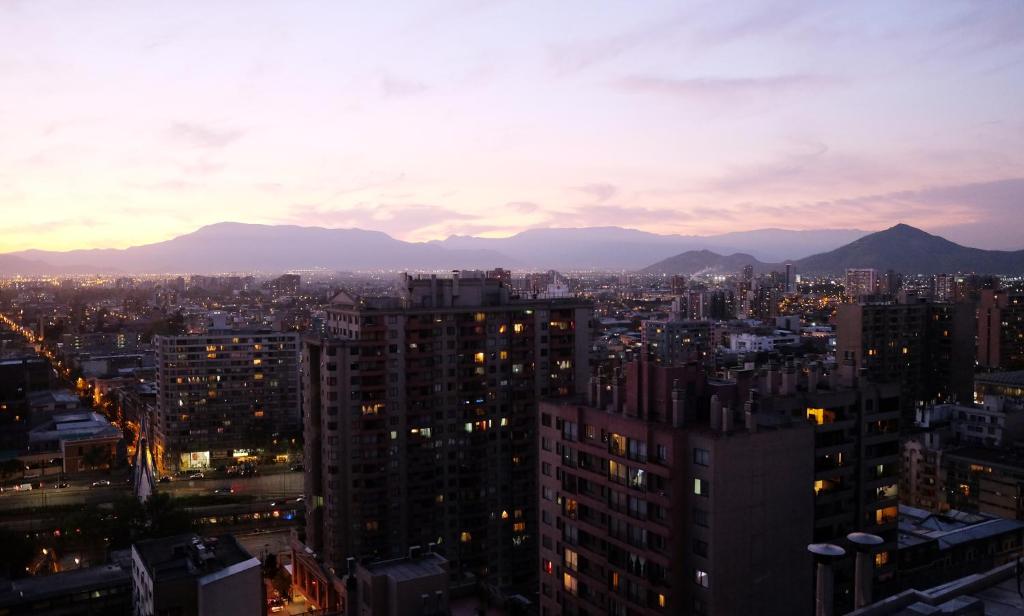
[
  {"x1": 0, "y1": 458, "x2": 23, "y2": 481},
  {"x1": 81, "y1": 445, "x2": 112, "y2": 470},
  {"x1": 0, "y1": 528, "x2": 36, "y2": 579},
  {"x1": 142, "y1": 492, "x2": 193, "y2": 538}
]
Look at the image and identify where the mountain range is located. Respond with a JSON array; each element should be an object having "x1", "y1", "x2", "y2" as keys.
[
  {"x1": 642, "y1": 224, "x2": 1024, "y2": 275},
  {"x1": 1, "y1": 222, "x2": 1021, "y2": 276}
]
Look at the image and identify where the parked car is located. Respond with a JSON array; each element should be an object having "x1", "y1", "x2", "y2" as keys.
[
  {"x1": 187, "y1": 472, "x2": 204, "y2": 480},
  {"x1": 212, "y1": 486, "x2": 234, "y2": 495},
  {"x1": 158, "y1": 476, "x2": 172, "y2": 483},
  {"x1": 90, "y1": 479, "x2": 111, "y2": 488},
  {"x1": 53, "y1": 481, "x2": 70, "y2": 489}
]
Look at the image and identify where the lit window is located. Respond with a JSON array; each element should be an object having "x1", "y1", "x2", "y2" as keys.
[
  {"x1": 543, "y1": 559, "x2": 553, "y2": 575},
  {"x1": 474, "y1": 352, "x2": 485, "y2": 364},
  {"x1": 694, "y1": 569, "x2": 710, "y2": 588},
  {"x1": 499, "y1": 350, "x2": 509, "y2": 360},
  {"x1": 460, "y1": 531, "x2": 472, "y2": 543},
  {"x1": 562, "y1": 572, "x2": 578, "y2": 595},
  {"x1": 875, "y1": 551, "x2": 890, "y2": 567},
  {"x1": 806, "y1": 408, "x2": 835, "y2": 425},
  {"x1": 658, "y1": 593, "x2": 666, "y2": 608},
  {"x1": 694, "y1": 478, "x2": 709, "y2": 497},
  {"x1": 564, "y1": 548, "x2": 578, "y2": 571},
  {"x1": 513, "y1": 323, "x2": 525, "y2": 333}
]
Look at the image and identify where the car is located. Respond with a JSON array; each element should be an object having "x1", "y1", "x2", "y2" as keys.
[
  {"x1": 158, "y1": 476, "x2": 172, "y2": 483},
  {"x1": 90, "y1": 480, "x2": 111, "y2": 488},
  {"x1": 53, "y1": 481, "x2": 69, "y2": 489},
  {"x1": 187, "y1": 472, "x2": 204, "y2": 480},
  {"x1": 268, "y1": 598, "x2": 285, "y2": 613},
  {"x1": 213, "y1": 487, "x2": 234, "y2": 495},
  {"x1": 290, "y1": 464, "x2": 303, "y2": 472}
]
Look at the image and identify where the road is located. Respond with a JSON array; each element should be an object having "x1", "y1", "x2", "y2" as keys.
[{"x1": 0, "y1": 471, "x2": 303, "y2": 510}]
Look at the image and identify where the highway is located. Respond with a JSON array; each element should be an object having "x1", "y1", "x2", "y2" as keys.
[{"x1": 0, "y1": 471, "x2": 303, "y2": 510}]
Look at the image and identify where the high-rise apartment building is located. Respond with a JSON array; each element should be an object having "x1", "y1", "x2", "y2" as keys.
[
  {"x1": 153, "y1": 328, "x2": 300, "y2": 471},
  {"x1": 294, "y1": 272, "x2": 593, "y2": 610},
  {"x1": 932, "y1": 273, "x2": 956, "y2": 302},
  {"x1": 640, "y1": 320, "x2": 711, "y2": 365},
  {"x1": 845, "y1": 268, "x2": 878, "y2": 300},
  {"x1": 977, "y1": 289, "x2": 1024, "y2": 371},
  {"x1": 538, "y1": 361, "x2": 815, "y2": 616},
  {"x1": 836, "y1": 299, "x2": 974, "y2": 419}
]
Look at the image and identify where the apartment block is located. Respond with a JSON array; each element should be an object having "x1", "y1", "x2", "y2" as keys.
[
  {"x1": 836, "y1": 299, "x2": 974, "y2": 419},
  {"x1": 977, "y1": 289, "x2": 1024, "y2": 371},
  {"x1": 295, "y1": 272, "x2": 593, "y2": 610},
  {"x1": 131, "y1": 534, "x2": 262, "y2": 616},
  {"x1": 538, "y1": 360, "x2": 815, "y2": 616},
  {"x1": 153, "y1": 328, "x2": 300, "y2": 470}
]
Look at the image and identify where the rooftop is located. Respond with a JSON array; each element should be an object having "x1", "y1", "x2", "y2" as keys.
[
  {"x1": 132, "y1": 533, "x2": 256, "y2": 582},
  {"x1": 849, "y1": 561, "x2": 1024, "y2": 615},
  {"x1": 944, "y1": 445, "x2": 1024, "y2": 470},
  {"x1": 0, "y1": 564, "x2": 129, "y2": 607},
  {"x1": 899, "y1": 505, "x2": 1024, "y2": 550},
  {"x1": 363, "y1": 551, "x2": 448, "y2": 583},
  {"x1": 975, "y1": 370, "x2": 1024, "y2": 387}
]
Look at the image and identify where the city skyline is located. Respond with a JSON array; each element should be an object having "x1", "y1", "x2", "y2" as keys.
[{"x1": 2, "y1": 1, "x2": 1024, "y2": 252}]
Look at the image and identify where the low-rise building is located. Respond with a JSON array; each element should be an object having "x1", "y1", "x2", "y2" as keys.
[
  {"x1": 131, "y1": 533, "x2": 262, "y2": 616},
  {"x1": 897, "y1": 505, "x2": 1024, "y2": 593},
  {"x1": 24, "y1": 411, "x2": 122, "y2": 475},
  {"x1": 0, "y1": 563, "x2": 131, "y2": 615},
  {"x1": 944, "y1": 447, "x2": 1024, "y2": 521},
  {"x1": 346, "y1": 551, "x2": 449, "y2": 616}
]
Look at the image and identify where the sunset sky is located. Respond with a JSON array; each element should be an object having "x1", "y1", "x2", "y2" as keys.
[{"x1": 1, "y1": 1, "x2": 1023, "y2": 253}]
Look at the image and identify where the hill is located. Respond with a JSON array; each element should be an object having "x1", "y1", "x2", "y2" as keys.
[
  {"x1": 641, "y1": 250, "x2": 778, "y2": 275},
  {"x1": 795, "y1": 224, "x2": 1024, "y2": 274}
]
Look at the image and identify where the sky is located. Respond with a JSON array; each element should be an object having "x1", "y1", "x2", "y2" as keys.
[{"x1": 1, "y1": 0, "x2": 1023, "y2": 253}]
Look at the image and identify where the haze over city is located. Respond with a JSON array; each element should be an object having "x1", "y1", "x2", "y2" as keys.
[
  {"x1": 2, "y1": 1, "x2": 1024, "y2": 253},
  {"x1": 4, "y1": 4, "x2": 1024, "y2": 616}
]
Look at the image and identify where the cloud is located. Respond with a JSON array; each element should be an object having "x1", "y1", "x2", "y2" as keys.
[
  {"x1": 379, "y1": 75, "x2": 428, "y2": 98},
  {"x1": 548, "y1": 11, "x2": 694, "y2": 75},
  {"x1": 168, "y1": 122, "x2": 244, "y2": 148},
  {"x1": 574, "y1": 183, "x2": 617, "y2": 202},
  {"x1": 284, "y1": 202, "x2": 478, "y2": 239},
  {"x1": 507, "y1": 201, "x2": 540, "y2": 213},
  {"x1": 615, "y1": 74, "x2": 836, "y2": 99}
]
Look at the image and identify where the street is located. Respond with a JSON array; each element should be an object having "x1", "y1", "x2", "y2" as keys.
[{"x1": 0, "y1": 471, "x2": 303, "y2": 510}]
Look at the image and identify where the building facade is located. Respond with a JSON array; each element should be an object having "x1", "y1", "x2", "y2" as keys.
[
  {"x1": 153, "y1": 329, "x2": 300, "y2": 471},
  {"x1": 836, "y1": 299, "x2": 974, "y2": 419},
  {"x1": 295, "y1": 272, "x2": 593, "y2": 609},
  {"x1": 537, "y1": 361, "x2": 815, "y2": 616},
  {"x1": 977, "y1": 289, "x2": 1024, "y2": 371}
]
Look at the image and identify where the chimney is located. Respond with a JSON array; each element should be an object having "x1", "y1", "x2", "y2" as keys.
[
  {"x1": 808, "y1": 544, "x2": 845, "y2": 616},
  {"x1": 839, "y1": 358, "x2": 857, "y2": 388},
  {"x1": 721, "y1": 404, "x2": 733, "y2": 433},
  {"x1": 781, "y1": 364, "x2": 796, "y2": 396},
  {"x1": 710, "y1": 394, "x2": 722, "y2": 431},
  {"x1": 847, "y1": 532, "x2": 884, "y2": 609},
  {"x1": 808, "y1": 362, "x2": 820, "y2": 392},
  {"x1": 827, "y1": 364, "x2": 839, "y2": 390},
  {"x1": 409, "y1": 545, "x2": 422, "y2": 559},
  {"x1": 611, "y1": 368, "x2": 624, "y2": 413},
  {"x1": 671, "y1": 380, "x2": 685, "y2": 428},
  {"x1": 588, "y1": 375, "x2": 599, "y2": 407},
  {"x1": 451, "y1": 270, "x2": 460, "y2": 297}
]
